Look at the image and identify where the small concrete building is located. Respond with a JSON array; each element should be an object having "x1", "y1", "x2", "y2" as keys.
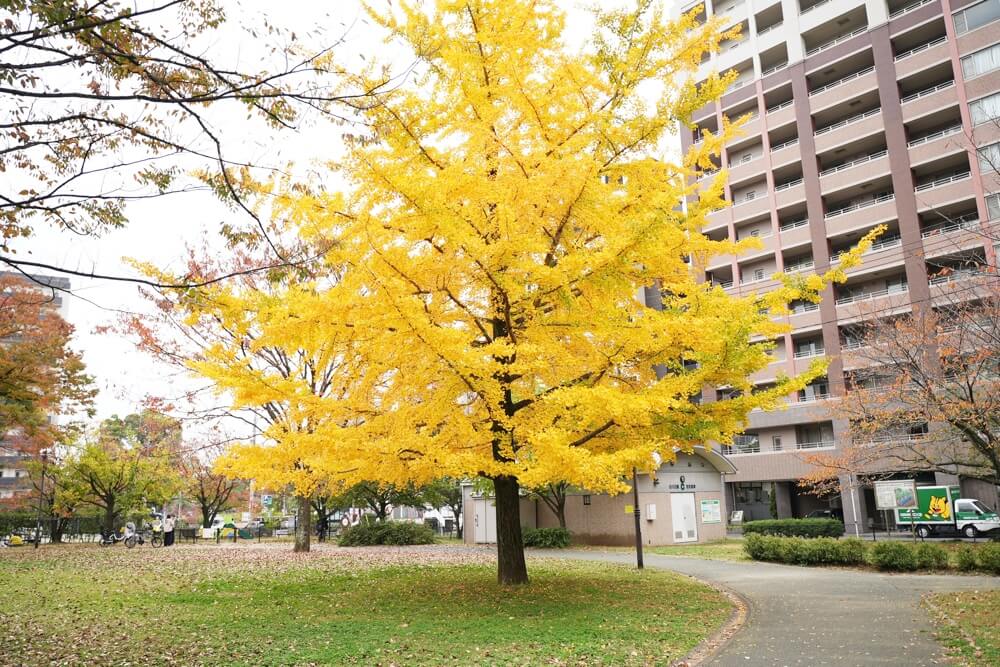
[{"x1": 463, "y1": 447, "x2": 737, "y2": 546}]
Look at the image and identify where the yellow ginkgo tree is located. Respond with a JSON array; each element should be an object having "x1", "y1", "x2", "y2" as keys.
[{"x1": 185, "y1": 0, "x2": 880, "y2": 583}]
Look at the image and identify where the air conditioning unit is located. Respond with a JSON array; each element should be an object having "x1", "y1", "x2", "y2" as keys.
[{"x1": 646, "y1": 504, "x2": 657, "y2": 521}]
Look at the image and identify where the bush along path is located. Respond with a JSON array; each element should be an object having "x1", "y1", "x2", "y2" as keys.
[{"x1": 548, "y1": 549, "x2": 1000, "y2": 666}]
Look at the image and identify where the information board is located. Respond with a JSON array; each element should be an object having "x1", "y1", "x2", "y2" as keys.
[
  {"x1": 700, "y1": 499, "x2": 722, "y2": 524},
  {"x1": 874, "y1": 480, "x2": 917, "y2": 510}
]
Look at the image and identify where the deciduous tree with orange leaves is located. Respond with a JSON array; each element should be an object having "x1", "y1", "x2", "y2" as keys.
[{"x1": 179, "y1": 0, "x2": 880, "y2": 583}]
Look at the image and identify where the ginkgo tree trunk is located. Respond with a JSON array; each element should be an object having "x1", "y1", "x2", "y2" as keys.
[{"x1": 184, "y1": 0, "x2": 879, "y2": 584}]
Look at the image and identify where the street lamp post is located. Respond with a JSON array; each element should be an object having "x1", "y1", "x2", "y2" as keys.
[{"x1": 34, "y1": 450, "x2": 48, "y2": 549}]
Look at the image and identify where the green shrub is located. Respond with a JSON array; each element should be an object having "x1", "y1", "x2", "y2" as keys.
[
  {"x1": 522, "y1": 527, "x2": 571, "y2": 549},
  {"x1": 337, "y1": 521, "x2": 436, "y2": 546},
  {"x1": 914, "y1": 543, "x2": 948, "y2": 569},
  {"x1": 742, "y1": 518, "x2": 844, "y2": 538},
  {"x1": 744, "y1": 534, "x2": 865, "y2": 565},
  {"x1": 977, "y1": 543, "x2": 1000, "y2": 575},
  {"x1": 869, "y1": 542, "x2": 918, "y2": 571},
  {"x1": 956, "y1": 546, "x2": 978, "y2": 572}
]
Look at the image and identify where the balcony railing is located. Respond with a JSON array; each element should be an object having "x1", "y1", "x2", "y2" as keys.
[
  {"x1": 907, "y1": 125, "x2": 962, "y2": 147},
  {"x1": 819, "y1": 150, "x2": 888, "y2": 177},
  {"x1": 794, "y1": 348, "x2": 825, "y2": 358},
  {"x1": 806, "y1": 26, "x2": 867, "y2": 58},
  {"x1": 835, "y1": 283, "x2": 908, "y2": 305},
  {"x1": 840, "y1": 339, "x2": 866, "y2": 350},
  {"x1": 779, "y1": 218, "x2": 808, "y2": 231},
  {"x1": 814, "y1": 107, "x2": 881, "y2": 136},
  {"x1": 824, "y1": 193, "x2": 894, "y2": 219},
  {"x1": 894, "y1": 35, "x2": 947, "y2": 62},
  {"x1": 796, "y1": 440, "x2": 835, "y2": 450},
  {"x1": 761, "y1": 62, "x2": 789, "y2": 77},
  {"x1": 713, "y1": 279, "x2": 735, "y2": 289},
  {"x1": 784, "y1": 258, "x2": 815, "y2": 273},
  {"x1": 791, "y1": 302, "x2": 820, "y2": 314},
  {"x1": 774, "y1": 177, "x2": 804, "y2": 192},
  {"x1": 795, "y1": 392, "x2": 831, "y2": 403},
  {"x1": 757, "y1": 21, "x2": 783, "y2": 37},
  {"x1": 900, "y1": 80, "x2": 954, "y2": 104},
  {"x1": 770, "y1": 137, "x2": 799, "y2": 152},
  {"x1": 800, "y1": 0, "x2": 833, "y2": 15},
  {"x1": 920, "y1": 215, "x2": 979, "y2": 238},
  {"x1": 914, "y1": 171, "x2": 970, "y2": 192},
  {"x1": 766, "y1": 99, "x2": 793, "y2": 114},
  {"x1": 809, "y1": 66, "x2": 875, "y2": 97},
  {"x1": 740, "y1": 273, "x2": 771, "y2": 285},
  {"x1": 928, "y1": 269, "x2": 986, "y2": 285},
  {"x1": 831, "y1": 234, "x2": 902, "y2": 261},
  {"x1": 889, "y1": 0, "x2": 935, "y2": 19}
]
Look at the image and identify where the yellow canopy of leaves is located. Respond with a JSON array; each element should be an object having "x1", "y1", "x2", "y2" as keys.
[{"x1": 182, "y1": 0, "x2": 881, "y2": 496}]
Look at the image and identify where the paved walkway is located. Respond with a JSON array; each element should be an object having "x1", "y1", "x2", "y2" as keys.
[{"x1": 549, "y1": 550, "x2": 1000, "y2": 666}]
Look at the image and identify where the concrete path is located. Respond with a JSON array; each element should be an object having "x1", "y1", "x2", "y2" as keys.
[{"x1": 548, "y1": 550, "x2": 1000, "y2": 666}]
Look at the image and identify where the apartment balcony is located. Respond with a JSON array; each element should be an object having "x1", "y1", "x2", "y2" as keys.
[
  {"x1": 777, "y1": 218, "x2": 811, "y2": 247},
  {"x1": 728, "y1": 112, "x2": 763, "y2": 145},
  {"x1": 900, "y1": 81, "x2": 956, "y2": 122},
  {"x1": 907, "y1": 125, "x2": 964, "y2": 167},
  {"x1": 731, "y1": 194, "x2": 771, "y2": 223},
  {"x1": 832, "y1": 235, "x2": 905, "y2": 275},
  {"x1": 787, "y1": 302, "x2": 822, "y2": 329},
  {"x1": 808, "y1": 67, "x2": 877, "y2": 114},
  {"x1": 957, "y1": 18, "x2": 1000, "y2": 55},
  {"x1": 893, "y1": 36, "x2": 948, "y2": 79},
  {"x1": 823, "y1": 194, "x2": 896, "y2": 236},
  {"x1": 922, "y1": 216, "x2": 987, "y2": 258},
  {"x1": 744, "y1": 399, "x2": 834, "y2": 431},
  {"x1": 928, "y1": 269, "x2": 993, "y2": 305},
  {"x1": 774, "y1": 179, "x2": 805, "y2": 208},
  {"x1": 765, "y1": 98, "x2": 796, "y2": 129},
  {"x1": 814, "y1": 108, "x2": 883, "y2": 154},
  {"x1": 835, "y1": 283, "x2": 910, "y2": 320},
  {"x1": 913, "y1": 172, "x2": 973, "y2": 212},
  {"x1": 769, "y1": 138, "x2": 800, "y2": 170},
  {"x1": 726, "y1": 155, "x2": 765, "y2": 186},
  {"x1": 818, "y1": 150, "x2": 890, "y2": 192}
]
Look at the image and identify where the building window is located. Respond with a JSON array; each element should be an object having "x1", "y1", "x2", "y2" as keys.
[
  {"x1": 979, "y1": 142, "x2": 1000, "y2": 173},
  {"x1": 772, "y1": 435, "x2": 783, "y2": 451},
  {"x1": 582, "y1": 495, "x2": 591, "y2": 506},
  {"x1": 961, "y1": 43, "x2": 1000, "y2": 79},
  {"x1": 987, "y1": 193, "x2": 1000, "y2": 220},
  {"x1": 954, "y1": 0, "x2": 1000, "y2": 34},
  {"x1": 970, "y1": 91, "x2": 1000, "y2": 125}
]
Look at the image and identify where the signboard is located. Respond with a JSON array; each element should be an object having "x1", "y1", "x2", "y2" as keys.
[
  {"x1": 874, "y1": 480, "x2": 917, "y2": 510},
  {"x1": 729, "y1": 510, "x2": 744, "y2": 526},
  {"x1": 700, "y1": 499, "x2": 722, "y2": 524},
  {"x1": 261, "y1": 494, "x2": 273, "y2": 508},
  {"x1": 624, "y1": 504, "x2": 634, "y2": 515}
]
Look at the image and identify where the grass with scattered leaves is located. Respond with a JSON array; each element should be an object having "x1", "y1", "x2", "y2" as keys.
[
  {"x1": 0, "y1": 543, "x2": 731, "y2": 666},
  {"x1": 925, "y1": 590, "x2": 1000, "y2": 666},
  {"x1": 574, "y1": 539, "x2": 748, "y2": 562}
]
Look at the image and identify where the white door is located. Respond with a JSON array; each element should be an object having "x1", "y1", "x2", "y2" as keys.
[
  {"x1": 474, "y1": 499, "x2": 487, "y2": 543},
  {"x1": 671, "y1": 493, "x2": 698, "y2": 543},
  {"x1": 485, "y1": 500, "x2": 497, "y2": 543}
]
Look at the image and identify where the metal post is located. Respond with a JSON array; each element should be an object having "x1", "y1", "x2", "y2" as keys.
[
  {"x1": 33, "y1": 452, "x2": 48, "y2": 549},
  {"x1": 632, "y1": 467, "x2": 644, "y2": 570}
]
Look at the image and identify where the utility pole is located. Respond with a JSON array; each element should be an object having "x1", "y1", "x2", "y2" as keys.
[
  {"x1": 33, "y1": 451, "x2": 48, "y2": 549},
  {"x1": 632, "y1": 467, "x2": 644, "y2": 569}
]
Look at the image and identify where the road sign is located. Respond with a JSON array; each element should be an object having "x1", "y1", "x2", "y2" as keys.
[
  {"x1": 874, "y1": 480, "x2": 917, "y2": 510},
  {"x1": 261, "y1": 494, "x2": 273, "y2": 507}
]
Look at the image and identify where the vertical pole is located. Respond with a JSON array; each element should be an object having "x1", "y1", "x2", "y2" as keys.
[
  {"x1": 848, "y1": 475, "x2": 861, "y2": 538},
  {"x1": 632, "y1": 467, "x2": 644, "y2": 570},
  {"x1": 33, "y1": 452, "x2": 47, "y2": 549}
]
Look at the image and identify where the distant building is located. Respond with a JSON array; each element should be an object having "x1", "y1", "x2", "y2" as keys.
[{"x1": 0, "y1": 272, "x2": 72, "y2": 499}]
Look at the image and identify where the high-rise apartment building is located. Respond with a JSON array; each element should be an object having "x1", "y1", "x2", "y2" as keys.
[
  {"x1": 672, "y1": 0, "x2": 1000, "y2": 532},
  {"x1": 0, "y1": 272, "x2": 71, "y2": 500}
]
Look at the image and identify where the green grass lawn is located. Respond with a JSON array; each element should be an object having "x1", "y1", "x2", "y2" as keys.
[
  {"x1": 0, "y1": 544, "x2": 731, "y2": 666},
  {"x1": 925, "y1": 591, "x2": 1000, "y2": 666},
  {"x1": 574, "y1": 539, "x2": 748, "y2": 562}
]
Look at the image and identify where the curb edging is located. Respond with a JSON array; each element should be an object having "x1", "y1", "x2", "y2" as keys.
[{"x1": 671, "y1": 574, "x2": 750, "y2": 667}]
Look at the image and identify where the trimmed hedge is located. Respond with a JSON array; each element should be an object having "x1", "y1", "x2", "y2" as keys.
[
  {"x1": 979, "y1": 543, "x2": 1000, "y2": 575},
  {"x1": 744, "y1": 534, "x2": 865, "y2": 565},
  {"x1": 869, "y1": 541, "x2": 918, "y2": 571},
  {"x1": 522, "y1": 527, "x2": 571, "y2": 549},
  {"x1": 956, "y1": 546, "x2": 979, "y2": 572},
  {"x1": 742, "y1": 518, "x2": 844, "y2": 538},
  {"x1": 337, "y1": 521, "x2": 436, "y2": 546}
]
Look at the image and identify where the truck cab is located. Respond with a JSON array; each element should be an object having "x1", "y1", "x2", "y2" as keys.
[{"x1": 952, "y1": 498, "x2": 1000, "y2": 538}]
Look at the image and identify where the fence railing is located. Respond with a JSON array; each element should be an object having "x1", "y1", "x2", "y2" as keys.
[
  {"x1": 809, "y1": 66, "x2": 875, "y2": 97},
  {"x1": 779, "y1": 218, "x2": 808, "y2": 231},
  {"x1": 770, "y1": 137, "x2": 799, "y2": 152},
  {"x1": 774, "y1": 177, "x2": 804, "y2": 192},
  {"x1": 889, "y1": 0, "x2": 935, "y2": 19},
  {"x1": 796, "y1": 440, "x2": 835, "y2": 450},
  {"x1": 806, "y1": 26, "x2": 867, "y2": 57},
  {"x1": 900, "y1": 80, "x2": 954, "y2": 104},
  {"x1": 921, "y1": 215, "x2": 979, "y2": 237},
  {"x1": 894, "y1": 35, "x2": 947, "y2": 61},
  {"x1": 824, "y1": 193, "x2": 894, "y2": 219},
  {"x1": 907, "y1": 124, "x2": 962, "y2": 147},
  {"x1": 835, "y1": 283, "x2": 908, "y2": 305},
  {"x1": 814, "y1": 107, "x2": 881, "y2": 136},
  {"x1": 914, "y1": 171, "x2": 970, "y2": 192},
  {"x1": 819, "y1": 150, "x2": 887, "y2": 176},
  {"x1": 766, "y1": 99, "x2": 794, "y2": 114}
]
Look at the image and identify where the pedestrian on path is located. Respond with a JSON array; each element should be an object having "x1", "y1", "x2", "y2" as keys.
[{"x1": 164, "y1": 514, "x2": 175, "y2": 547}]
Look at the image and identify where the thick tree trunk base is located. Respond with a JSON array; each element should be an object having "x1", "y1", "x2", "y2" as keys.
[
  {"x1": 293, "y1": 494, "x2": 312, "y2": 553},
  {"x1": 494, "y1": 475, "x2": 528, "y2": 585}
]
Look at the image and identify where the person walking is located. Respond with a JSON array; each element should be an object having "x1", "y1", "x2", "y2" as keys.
[{"x1": 164, "y1": 514, "x2": 175, "y2": 547}]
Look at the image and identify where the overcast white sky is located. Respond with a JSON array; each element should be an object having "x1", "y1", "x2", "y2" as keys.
[{"x1": 17, "y1": 0, "x2": 674, "y2": 423}]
